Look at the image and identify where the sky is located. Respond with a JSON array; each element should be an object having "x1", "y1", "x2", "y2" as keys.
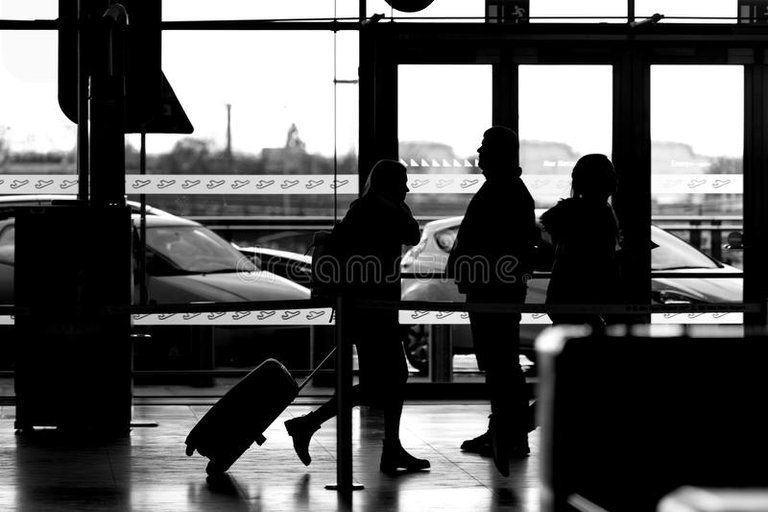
[{"x1": 0, "y1": 0, "x2": 746, "y2": 159}]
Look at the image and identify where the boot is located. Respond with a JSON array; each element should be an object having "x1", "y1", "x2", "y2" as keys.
[
  {"x1": 284, "y1": 414, "x2": 321, "y2": 466},
  {"x1": 460, "y1": 415, "x2": 492, "y2": 456},
  {"x1": 379, "y1": 439, "x2": 431, "y2": 475},
  {"x1": 460, "y1": 430, "x2": 492, "y2": 456}
]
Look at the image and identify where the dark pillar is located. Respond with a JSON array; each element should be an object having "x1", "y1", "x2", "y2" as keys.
[
  {"x1": 14, "y1": 206, "x2": 133, "y2": 435},
  {"x1": 744, "y1": 55, "x2": 768, "y2": 327},
  {"x1": 359, "y1": 23, "x2": 398, "y2": 189},
  {"x1": 612, "y1": 45, "x2": 652, "y2": 318}
]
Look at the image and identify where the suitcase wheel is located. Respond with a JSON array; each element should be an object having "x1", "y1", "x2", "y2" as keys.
[
  {"x1": 206, "y1": 460, "x2": 227, "y2": 476},
  {"x1": 254, "y1": 433, "x2": 267, "y2": 446}
]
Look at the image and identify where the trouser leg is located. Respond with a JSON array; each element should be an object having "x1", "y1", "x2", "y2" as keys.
[
  {"x1": 307, "y1": 385, "x2": 362, "y2": 425},
  {"x1": 469, "y1": 308, "x2": 527, "y2": 437},
  {"x1": 355, "y1": 320, "x2": 409, "y2": 442}
]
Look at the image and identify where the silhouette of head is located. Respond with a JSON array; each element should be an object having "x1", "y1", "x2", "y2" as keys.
[
  {"x1": 477, "y1": 126, "x2": 520, "y2": 180},
  {"x1": 571, "y1": 154, "x2": 617, "y2": 202},
  {"x1": 363, "y1": 159, "x2": 410, "y2": 202}
]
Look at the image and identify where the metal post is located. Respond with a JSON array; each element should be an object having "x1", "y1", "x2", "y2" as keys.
[
  {"x1": 711, "y1": 221, "x2": 723, "y2": 261},
  {"x1": 139, "y1": 130, "x2": 148, "y2": 305},
  {"x1": 325, "y1": 295, "x2": 364, "y2": 494},
  {"x1": 226, "y1": 103, "x2": 233, "y2": 172},
  {"x1": 429, "y1": 325, "x2": 453, "y2": 383},
  {"x1": 76, "y1": 0, "x2": 89, "y2": 201},
  {"x1": 90, "y1": 4, "x2": 127, "y2": 207}
]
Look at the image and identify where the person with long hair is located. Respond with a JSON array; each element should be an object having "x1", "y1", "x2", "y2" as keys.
[
  {"x1": 284, "y1": 159, "x2": 430, "y2": 475},
  {"x1": 540, "y1": 153, "x2": 622, "y2": 329}
]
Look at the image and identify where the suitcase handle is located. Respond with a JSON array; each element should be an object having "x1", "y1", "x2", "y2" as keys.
[{"x1": 297, "y1": 347, "x2": 337, "y2": 393}]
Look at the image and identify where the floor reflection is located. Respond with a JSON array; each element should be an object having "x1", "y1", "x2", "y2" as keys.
[
  {"x1": 14, "y1": 430, "x2": 131, "y2": 512},
  {"x1": 2, "y1": 403, "x2": 541, "y2": 512}
]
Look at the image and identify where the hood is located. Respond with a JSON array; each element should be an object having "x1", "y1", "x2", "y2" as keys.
[
  {"x1": 652, "y1": 267, "x2": 742, "y2": 303},
  {"x1": 147, "y1": 270, "x2": 310, "y2": 304}
]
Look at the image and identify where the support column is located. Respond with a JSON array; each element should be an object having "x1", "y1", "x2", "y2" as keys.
[
  {"x1": 744, "y1": 55, "x2": 768, "y2": 327},
  {"x1": 612, "y1": 45, "x2": 652, "y2": 316},
  {"x1": 359, "y1": 23, "x2": 398, "y2": 189}
]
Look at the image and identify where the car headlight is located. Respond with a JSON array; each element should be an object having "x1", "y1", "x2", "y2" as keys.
[
  {"x1": 402, "y1": 239, "x2": 426, "y2": 268},
  {"x1": 651, "y1": 290, "x2": 701, "y2": 305}
]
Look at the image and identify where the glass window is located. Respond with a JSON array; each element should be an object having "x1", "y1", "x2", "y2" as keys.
[
  {"x1": 163, "y1": 1, "x2": 344, "y2": 21},
  {"x1": 518, "y1": 65, "x2": 613, "y2": 208},
  {"x1": 651, "y1": 65, "x2": 743, "y2": 325},
  {"x1": 0, "y1": 1, "x2": 57, "y2": 20},
  {"x1": 122, "y1": 30, "x2": 358, "y2": 232},
  {"x1": 0, "y1": 31, "x2": 76, "y2": 165},
  {"x1": 151, "y1": 31, "x2": 338, "y2": 158},
  {"x1": 397, "y1": 64, "x2": 491, "y2": 217}
]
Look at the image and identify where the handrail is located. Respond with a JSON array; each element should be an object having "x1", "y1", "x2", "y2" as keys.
[
  {"x1": 99, "y1": 299, "x2": 756, "y2": 316},
  {"x1": 0, "y1": 298, "x2": 753, "y2": 317},
  {"x1": 401, "y1": 271, "x2": 743, "y2": 279}
]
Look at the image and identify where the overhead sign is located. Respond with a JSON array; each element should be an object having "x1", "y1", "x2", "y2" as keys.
[
  {"x1": 58, "y1": 1, "x2": 191, "y2": 134},
  {"x1": 125, "y1": 72, "x2": 193, "y2": 134},
  {"x1": 739, "y1": 0, "x2": 768, "y2": 23},
  {"x1": 486, "y1": 0, "x2": 529, "y2": 23}
]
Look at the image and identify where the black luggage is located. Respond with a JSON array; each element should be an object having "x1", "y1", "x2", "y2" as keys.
[{"x1": 185, "y1": 351, "x2": 334, "y2": 475}]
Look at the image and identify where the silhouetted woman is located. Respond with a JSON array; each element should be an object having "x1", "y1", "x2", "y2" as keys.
[
  {"x1": 540, "y1": 154, "x2": 621, "y2": 329},
  {"x1": 284, "y1": 159, "x2": 430, "y2": 475}
]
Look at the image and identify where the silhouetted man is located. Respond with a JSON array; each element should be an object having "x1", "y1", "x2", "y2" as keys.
[{"x1": 447, "y1": 126, "x2": 537, "y2": 476}]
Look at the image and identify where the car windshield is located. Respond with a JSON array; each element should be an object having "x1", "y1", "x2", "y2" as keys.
[
  {"x1": 651, "y1": 227, "x2": 720, "y2": 270},
  {"x1": 146, "y1": 226, "x2": 256, "y2": 274}
]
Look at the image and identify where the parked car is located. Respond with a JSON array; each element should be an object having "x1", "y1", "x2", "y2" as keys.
[
  {"x1": 400, "y1": 214, "x2": 743, "y2": 373},
  {"x1": 0, "y1": 196, "x2": 313, "y2": 372}
]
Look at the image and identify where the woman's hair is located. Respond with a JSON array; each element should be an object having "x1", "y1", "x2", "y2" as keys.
[
  {"x1": 362, "y1": 159, "x2": 407, "y2": 198},
  {"x1": 571, "y1": 154, "x2": 617, "y2": 201}
]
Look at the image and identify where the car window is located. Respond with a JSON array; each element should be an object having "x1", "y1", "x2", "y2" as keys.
[
  {"x1": 0, "y1": 225, "x2": 15, "y2": 265},
  {"x1": 146, "y1": 226, "x2": 256, "y2": 274},
  {"x1": 651, "y1": 227, "x2": 720, "y2": 270}
]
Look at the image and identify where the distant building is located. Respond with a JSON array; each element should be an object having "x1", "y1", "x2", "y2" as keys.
[
  {"x1": 261, "y1": 124, "x2": 326, "y2": 174},
  {"x1": 652, "y1": 141, "x2": 712, "y2": 174}
]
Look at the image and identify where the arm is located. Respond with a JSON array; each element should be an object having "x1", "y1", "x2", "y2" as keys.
[
  {"x1": 400, "y1": 202, "x2": 421, "y2": 246},
  {"x1": 377, "y1": 196, "x2": 421, "y2": 246}
]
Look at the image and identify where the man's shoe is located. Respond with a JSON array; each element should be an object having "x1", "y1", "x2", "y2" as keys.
[
  {"x1": 284, "y1": 414, "x2": 320, "y2": 466},
  {"x1": 460, "y1": 430, "x2": 492, "y2": 456},
  {"x1": 380, "y1": 440, "x2": 431, "y2": 475}
]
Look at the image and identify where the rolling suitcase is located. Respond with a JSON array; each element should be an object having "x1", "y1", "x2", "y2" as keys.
[{"x1": 185, "y1": 350, "x2": 335, "y2": 475}]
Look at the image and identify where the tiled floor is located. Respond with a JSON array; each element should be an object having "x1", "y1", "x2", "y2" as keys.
[{"x1": 0, "y1": 401, "x2": 540, "y2": 512}]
